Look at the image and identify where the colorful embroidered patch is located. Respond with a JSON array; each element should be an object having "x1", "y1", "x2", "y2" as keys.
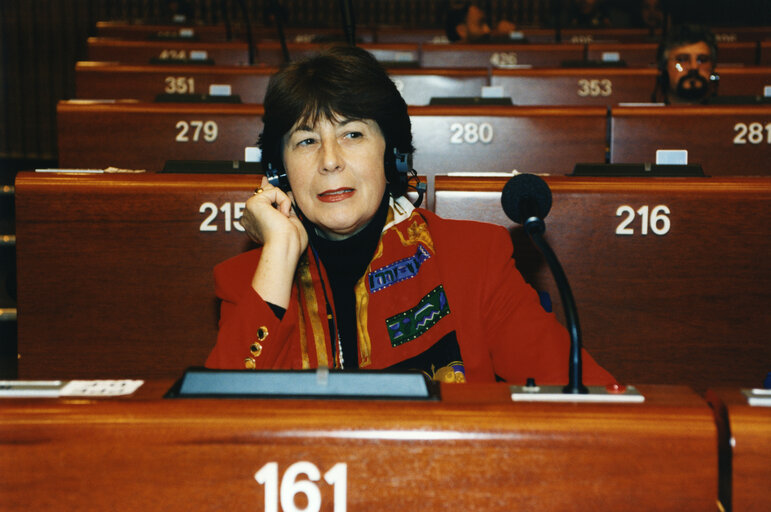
[
  {"x1": 368, "y1": 245, "x2": 431, "y2": 293},
  {"x1": 386, "y1": 285, "x2": 450, "y2": 347}
]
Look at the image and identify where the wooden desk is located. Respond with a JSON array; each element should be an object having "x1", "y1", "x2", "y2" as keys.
[
  {"x1": 433, "y1": 175, "x2": 771, "y2": 391},
  {"x1": 74, "y1": 62, "x2": 488, "y2": 106},
  {"x1": 491, "y1": 68, "x2": 658, "y2": 105},
  {"x1": 706, "y1": 388, "x2": 771, "y2": 512},
  {"x1": 57, "y1": 101, "x2": 264, "y2": 170},
  {"x1": 0, "y1": 383, "x2": 718, "y2": 511},
  {"x1": 56, "y1": 102, "x2": 606, "y2": 190},
  {"x1": 75, "y1": 61, "x2": 276, "y2": 103},
  {"x1": 15, "y1": 172, "x2": 259, "y2": 379},
  {"x1": 610, "y1": 105, "x2": 771, "y2": 176},
  {"x1": 420, "y1": 43, "x2": 584, "y2": 68},
  {"x1": 87, "y1": 36, "x2": 252, "y2": 65},
  {"x1": 410, "y1": 105, "x2": 607, "y2": 207}
]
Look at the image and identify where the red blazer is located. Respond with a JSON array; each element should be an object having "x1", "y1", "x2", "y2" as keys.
[{"x1": 206, "y1": 208, "x2": 615, "y2": 386}]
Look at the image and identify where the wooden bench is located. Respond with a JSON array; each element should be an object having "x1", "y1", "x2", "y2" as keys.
[
  {"x1": 57, "y1": 101, "x2": 264, "y2": 170},
  {"x1": 610, "y1": 105, "x2": 771, "y2": 176},
  {"x1": 587, "y1": 41, "x2": 760, "y2": 67},
  {"x1": 433, "y1": 174, "x2": 771, "y2": 391}
]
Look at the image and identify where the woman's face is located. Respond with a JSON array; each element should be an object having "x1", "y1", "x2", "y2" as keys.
[{"x1": 282, "y1": 114, "x2": 387, "y2": 240}]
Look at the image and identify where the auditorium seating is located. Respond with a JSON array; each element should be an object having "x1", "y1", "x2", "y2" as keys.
[
  {"x1": 7, "y1": 17, "x2": 771, "y2": 512},
  {"x1": 14, "y1": 172, "x2": 771, "y2": 393}
]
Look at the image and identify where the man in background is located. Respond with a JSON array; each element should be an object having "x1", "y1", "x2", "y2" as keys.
[
  {"x1": 445, "y1": 2, "x2": 516, "y2": 43},
  {"x1": 654, "y1": 24, "x2": 719, "y2": 104}
]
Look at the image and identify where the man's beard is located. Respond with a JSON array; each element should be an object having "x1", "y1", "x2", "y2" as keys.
[{"x1": 674, "y1": 70, "x2": 711, "y2": 101}]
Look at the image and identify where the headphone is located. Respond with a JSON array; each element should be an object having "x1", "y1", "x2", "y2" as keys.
[
  {"x1": 265, "y1": 147, "x2": 422, "y2": 205},
  {"x1": 654, "y1": 38, "x2": 720, "y2": 103}
]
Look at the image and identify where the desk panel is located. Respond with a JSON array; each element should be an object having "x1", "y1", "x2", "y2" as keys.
[
  {"x1": 15, "y1": 172, "x2": 258, "y2": 379},
  {"x1": 75, "y1": 62, "x2": 276, "y2": 103},
  {"x1": 433, "y1": 176, "x2": 771, "y2": 390},
  {"x1": 57, "y1": 101, "x2": 264, "y2": 170},
  {"x1": 706, "y1": 388, "x2": 771, "y2": 511},
  {"x1": 410, "y1": 106, "x2": 607, "y2": 208},
  {"x1": 492, "y1": 68, "x2": 657, "y2": 105},
  {"x1": 0, "y1": 384, "x2": 717, "y2": 511},
  {"x1": 610, "y1": 105, "x2": 771, "y2": 176},
  {"x1": 420, "y1": 43, "x2": 584, "y2": 68}
]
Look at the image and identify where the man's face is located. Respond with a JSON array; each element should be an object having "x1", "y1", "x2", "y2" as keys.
[
  {"x1": 460, "y1": 5, "x2": 491, "y2": 42},
  {"x1": 666, "y1": 41, "x2": 714, "y2": 101}
]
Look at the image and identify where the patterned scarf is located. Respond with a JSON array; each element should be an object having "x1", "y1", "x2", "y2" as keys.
[{"x1": 293, "y1": 196, "x2": 466, "y2": 383}]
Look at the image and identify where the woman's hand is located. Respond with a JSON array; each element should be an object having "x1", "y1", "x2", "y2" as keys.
[{"x1": 242, "y1": 176, "x2": 309, "y2": 308}]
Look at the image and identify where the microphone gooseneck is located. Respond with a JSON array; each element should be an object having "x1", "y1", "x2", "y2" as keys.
[{"x1": 501, "y1": 174, "x2": 588, "y2": 394}]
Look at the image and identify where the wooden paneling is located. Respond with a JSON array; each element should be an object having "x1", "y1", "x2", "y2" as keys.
[
  {"x1": 0, "y1": 383, "x2": 717, "y2": 511},
  {"x1": 610, "y1": 105, "x2": 771, "y2": 176},
  {"x1": 57, "y1": 101, "x2": 264, "y2": 170},
  {"x1": 706, "y1": 388, "x2": 771, "y2": 512},
  {"x1": 433, "y1": 175, "x2": 771, "y2": 391},
  {"x1": 15, "y1": 172, "x2": 258, "y2": 379}
]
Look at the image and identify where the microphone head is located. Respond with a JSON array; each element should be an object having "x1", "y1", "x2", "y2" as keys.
[{"x1": 501, "y1": 173, "x2": 552, "y2": 224}]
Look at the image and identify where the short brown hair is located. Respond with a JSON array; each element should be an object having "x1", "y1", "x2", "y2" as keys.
[{"x1": 259, "y1": 46, "x2": 414, "y2": 196}]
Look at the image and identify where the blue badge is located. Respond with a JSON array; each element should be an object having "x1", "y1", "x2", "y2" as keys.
[
  {"x1": 386, "y1": 285, "x2": 450, "y2": 347},
  {"x1": 368, "y1": 245, "x2": 431, "y2": 293}
]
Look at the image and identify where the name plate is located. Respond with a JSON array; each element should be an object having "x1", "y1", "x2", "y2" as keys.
[{"x1": 166, "y1": 368, "x2": 438, "y2": 400}]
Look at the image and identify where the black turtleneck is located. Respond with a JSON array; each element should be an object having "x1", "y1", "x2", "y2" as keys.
[{"x1": 303, "y1": 193, "x2": 390, "y2": 368}]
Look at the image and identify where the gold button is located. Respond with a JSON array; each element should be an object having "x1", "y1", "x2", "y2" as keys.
[
  {"x1": 244, "y1": 357, "x2": 256, "y2": 369},
  {"x1": 250, "y1": 342, "x2": 263, "y2": 357},
  {"x1": 257, "y1": 326, "x2": 269, "y2": 341}
]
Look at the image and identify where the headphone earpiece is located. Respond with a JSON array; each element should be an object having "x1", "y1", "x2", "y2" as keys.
[
  {"x1": 385, "y1": 147, "x2": 412, "y2": 197},
  {"x1": 266, "y1": 162, "x2": 290, "y2": 192}
]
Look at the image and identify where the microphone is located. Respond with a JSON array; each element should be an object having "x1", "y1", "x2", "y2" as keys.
[
  {"x1": 501, "y1": 174, "x2": 588, "y2": 394},
  {"x1": 268, "y1": 0, "x2": 291, "y2": 64},
  {"x1": 339, "y1": 0, "x2": 356, "y2": 47}
]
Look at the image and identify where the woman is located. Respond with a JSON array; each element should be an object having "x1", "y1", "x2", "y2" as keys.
[{"x1": 205, "y1": 46, "x2": 614, "y2": 385}]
